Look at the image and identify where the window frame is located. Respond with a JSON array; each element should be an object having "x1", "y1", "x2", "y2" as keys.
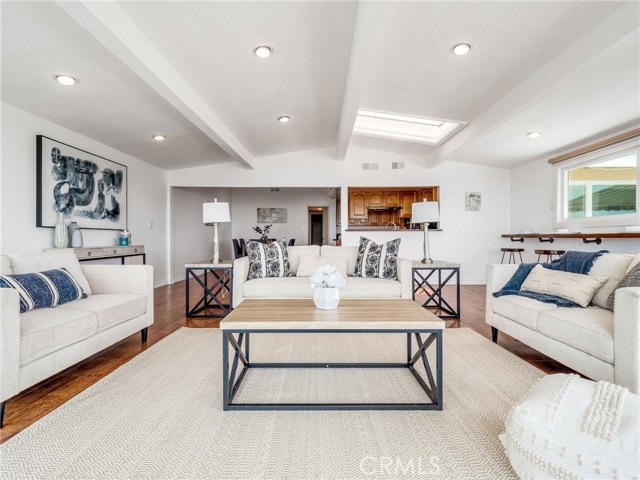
[{"x1": 554, "y1": 137, "x2": 640, "y2": 229}]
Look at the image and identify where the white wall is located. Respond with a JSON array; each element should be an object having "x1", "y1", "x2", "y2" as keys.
[
  {"x1": 230, "y1": 188, "x2": 335, "y2": 245},
  {"x1": 511, "y1": 157, "x2": 640, "y2": 259},
  {"x1": 170, "y1": 147, "x2": 512, "y2": 283},
  {"x1": 170, "y1": 187, "x2": 232, "y2": 282},
  {"x1": 0, "y1": 102, "x2": 169, "y2": 286}
]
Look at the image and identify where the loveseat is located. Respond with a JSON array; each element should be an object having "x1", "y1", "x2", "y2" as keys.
[
  {"x1": 486, "y1": 253, "x2": 640, "y2": 393},
  {"x1": 0, "y1": 251, "x2": 154, "y2": 427},
  {"x1": 232, "y1": 245, "x2": 412, "y2": 306}
]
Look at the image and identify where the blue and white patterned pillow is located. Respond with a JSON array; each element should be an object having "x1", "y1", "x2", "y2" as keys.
[
  {"x1": 246, "y1": 240, "x2": 290, "y2": 279},
  {"x1": 354, "y1": 236, "x2": 401, "y2": 280},
  {"x1": 0, "y1": 268, "x2": 87, "y2": 313}
]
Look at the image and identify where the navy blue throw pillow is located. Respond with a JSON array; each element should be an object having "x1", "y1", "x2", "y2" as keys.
[{"x1": 0, "y1": 268, "x2": 87, "y2": 313}]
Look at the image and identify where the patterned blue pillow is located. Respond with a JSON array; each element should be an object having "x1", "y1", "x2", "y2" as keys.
[
  {"x1": 354, "y1": 236, "x2": 401, "y2": 279},
  {"x1": 0, "y1": 268, "x2": 87, "y2": 313}
]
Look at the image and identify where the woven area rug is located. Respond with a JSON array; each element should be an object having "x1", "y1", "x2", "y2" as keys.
[{"x1": 0, "y1": 327, "x2": 544, "y2": 479}]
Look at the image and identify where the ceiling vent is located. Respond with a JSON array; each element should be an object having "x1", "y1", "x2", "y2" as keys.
[
  {"x1": 270, "y1": 188, "x2": 280, "y2": 192},
  {"x1": 392, "y1": 162, "x2": 405, "y2": 169},
  {"x1": 362, "y1": 162, "x2": 379, "y2": 170}
]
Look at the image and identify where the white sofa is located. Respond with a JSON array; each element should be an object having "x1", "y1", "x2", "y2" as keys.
[
  {"x1": 232, "y1": 245, "x2": 412, "y2": 306},
  {"x1": 486, "y1": 253, "x2": 640, "y2": 394},
  {"x1": 0, "y1": 251, "x2": 154, "y2": 427}
]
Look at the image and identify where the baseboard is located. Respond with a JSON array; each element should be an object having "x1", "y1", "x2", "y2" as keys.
[{"x1": 154, "y1": 280, "x2": 169, "y2": 289}]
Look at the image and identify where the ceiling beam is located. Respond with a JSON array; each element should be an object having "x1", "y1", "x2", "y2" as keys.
[
  {"x1": 335, "y1": 1, "x2": 389, "y2": 161},
  {"x1": 57, "y1": 1, "x2": 256, "y2": 169},
  {"x1": 424, "y1": 2, "x2": 639, "y2": 168}
]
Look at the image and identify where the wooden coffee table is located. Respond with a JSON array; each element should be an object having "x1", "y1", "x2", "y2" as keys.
[{"x1": 219, "y1": 299, "x2": 445, "y2": 411}]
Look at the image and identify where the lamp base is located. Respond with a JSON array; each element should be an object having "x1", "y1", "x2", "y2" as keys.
[
  {"x1": 210, "y1": 257, "x2": 223, "y2": 264},
  {"x1": 421, "y1": 258, "x2": 434, "y2": 264}
]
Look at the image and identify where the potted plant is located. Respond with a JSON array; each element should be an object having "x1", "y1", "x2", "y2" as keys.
[
  {"x1": 252, "y1": 224, "x2": 273, "y2": 243},
  {"x1": 310, "y1": 265, "x2": 346, "y2": 310}
]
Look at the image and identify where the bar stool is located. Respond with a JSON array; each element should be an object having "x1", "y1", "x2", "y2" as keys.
[
  {"x1": 501, "y1": 248, "x2": 525, "y2": 264},
  {"x1": 535, "y1": 249, "x2": 566, "y2": 263}
]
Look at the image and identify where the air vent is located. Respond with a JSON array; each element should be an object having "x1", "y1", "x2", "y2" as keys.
[
  {"x1": 362, "y1": 162, "x2": 379, "y2": 170},
  {"x1": 392, "y1": 162, "x2": 405, "y2": 169},
  {"x1": 270, "y1": 188, "x2": 280, "y2": 192}
]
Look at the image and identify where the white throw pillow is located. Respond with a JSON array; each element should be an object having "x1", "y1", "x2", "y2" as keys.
[
  {"x1": 296, "y1": 255, "x2": 348, "y2": 278},
  {"x1": 501, "y1": 374, "x2": 639, "y2": 479},
  {"x1": 286, "y1": 245, "x2": 320, "y2": 275},
  {"x1": 588, "y1": 253, "x2": 634, "y2": 308},
  {"x1": 9, "y1": 251, "x2": 92, "y2": 295},
  {"x1": 521, "y1": 264, "x2": 607, "y2": 307},
  {"x1": 320, "y1": 246, "x2": 358, "y2": 276}
]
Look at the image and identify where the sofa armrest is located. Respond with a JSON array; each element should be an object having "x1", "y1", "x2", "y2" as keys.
[
  {"x1": 485, "y1": 264, "x2": 518, "y2": 327},
  {"x1": 614, "y1": 287, "x2": 640, "y2": 394},
  {"x1": 397, "y1": 257, "x2": 412, "y2": 299},
  {"x1": 81, "y1": 265, "x2": 154, "y2": 327},
  {"x1": 232, "y1": 257, "x2": 250, "y2": 307},
  {"x1": 0, "y1": 289, "x2": 21, "y2": 402}
]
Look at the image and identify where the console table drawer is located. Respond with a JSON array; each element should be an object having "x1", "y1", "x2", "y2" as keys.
[{"x1": 74, "y1": 248, "x2": 107, "y2": 259}]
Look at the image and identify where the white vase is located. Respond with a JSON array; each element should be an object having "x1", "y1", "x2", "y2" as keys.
[
  {"x1": 54, "y1": 212, "x2": 68, "y2": 248},
  {"x1": 314, "y1": 287, "x2": 340, "y2": 310},
  {"x1": 69, "y1": 222, "x2": 83, "y2": 248}
]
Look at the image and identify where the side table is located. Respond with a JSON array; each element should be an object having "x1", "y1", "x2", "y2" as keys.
[
  {"x1": 412, "y1": 260, "x2": 460, "y2": 319},
  {"x1": 185, "y1": 261, "x2": 233, "y2": 318}
]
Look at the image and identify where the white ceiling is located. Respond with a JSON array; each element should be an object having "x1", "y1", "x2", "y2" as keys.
[{"x1": 1, "y1": 1, "x2": 638, "y2": 171}]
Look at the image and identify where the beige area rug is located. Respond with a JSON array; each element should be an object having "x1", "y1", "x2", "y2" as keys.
[{"x1": 0, "y1": 328, "x2": 544, "y2": 479}]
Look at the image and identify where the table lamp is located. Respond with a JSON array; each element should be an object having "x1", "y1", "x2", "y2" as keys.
[
  {"x1": 203, "y1": 199, "x2": 230, "y2": 263},
  {"x1": 411, "y1": 200, "x2": 440, "y2": 264}
]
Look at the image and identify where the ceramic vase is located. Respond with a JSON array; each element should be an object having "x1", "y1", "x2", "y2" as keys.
[
  {"x1": 69, "y1": 222, "x2": 83, "y2": 248},
  {"x1": 54, "y1": 212, "x2": 68, "y2": 248},
  {"x1": 313, "y1": 287, "x2": 340, "y2": 310}
]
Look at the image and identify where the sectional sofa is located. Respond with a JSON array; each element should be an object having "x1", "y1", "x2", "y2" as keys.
[{"x1": 0, "y1": 251, "x2": 154, "y2": 427}]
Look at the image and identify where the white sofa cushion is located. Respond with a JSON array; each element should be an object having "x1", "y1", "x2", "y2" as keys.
[
  {"x1": 521, "y1": 265, "x2": 607, "y2": 307},
  {"x1": 0, "y1": 255, "x2": 11, "y2": 275},
  {"x1": 341, "y1": 277, "x2": 401, "y2": 298},
  {"x1": 58, "y1": 294, "x2": 147, "y2": 332},
  {"x1": 589, "y1": 253, "x2": 633, "y2": 308},
  {"x1": 502, "y1": 374, "x2": 639, "y2": 480},
  {"x1": 243, "y1": 276, "x2": 402, "y2": 299},
  {"x1": 296, "y1": 255, "x2": 348, "y2": 277},
  {"x1": 287, "y1": 246, "x2": 320, "y2": 275},
  {"x1": 492, "y1": 295, "x2": 557, "y2": 330},
  {"x1": 9, "y1": 251, "x2": 92, "y2": 295},
  {"x1": 20, "y1": 307, "x2": 98, "y2": 365},
  {"x1": 537, "y1": 307, "x2": 614, "y2": 363},
  {"x1": 321, "y1": 246, "x2": 358, "y2": 276}
]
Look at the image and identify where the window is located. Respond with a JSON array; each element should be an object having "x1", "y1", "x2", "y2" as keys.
[{"x1": 555, "y1": 137, "x2": 639, "y2": 228}]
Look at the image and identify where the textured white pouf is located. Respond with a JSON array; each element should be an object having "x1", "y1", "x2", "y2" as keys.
[{"x1": 501, "y1": 374, "x2": 639, "y2": 479}]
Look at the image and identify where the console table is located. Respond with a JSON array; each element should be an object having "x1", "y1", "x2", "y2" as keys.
[
  {"x1": 47, "y1": 245, "x2": 146, "y2": 264},
  {"x1": 412, "y1": 260, "x2": 461, "y2": 319},
  {"x1": 185, "y1": 261, "x2": 233, "y2": 318}
]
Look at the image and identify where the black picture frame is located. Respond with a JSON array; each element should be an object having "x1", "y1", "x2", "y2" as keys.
[{"x1": 36, "y1": 135, "x2": 128, "y2": 230}]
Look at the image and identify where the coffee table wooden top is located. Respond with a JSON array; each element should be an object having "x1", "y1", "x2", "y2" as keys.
[{"x1": 220, "y1": 299, "x2": 444, "y2": 331}]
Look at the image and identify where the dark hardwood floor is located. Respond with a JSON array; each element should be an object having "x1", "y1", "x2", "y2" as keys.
[{"x1": 0, "y1": 281, "x2": 575, "y2": 443}]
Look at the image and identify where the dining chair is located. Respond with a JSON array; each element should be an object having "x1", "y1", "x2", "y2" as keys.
[{"x1": 288, "y1": 239, "x2": 295, "y2": 246}]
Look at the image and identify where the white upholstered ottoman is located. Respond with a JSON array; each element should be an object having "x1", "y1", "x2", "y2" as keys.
[{"x1": 501, "y1": 374, "x2": 639, "y2": 479}]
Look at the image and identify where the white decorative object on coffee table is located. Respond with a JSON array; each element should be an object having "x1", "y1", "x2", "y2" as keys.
[{"x1": 310, "y1": 264, "x2": 346, "y2": 310}]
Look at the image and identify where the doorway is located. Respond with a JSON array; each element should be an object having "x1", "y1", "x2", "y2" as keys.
[{"x1": 308, "y1": 206, "x2": 329, "y2": 246}]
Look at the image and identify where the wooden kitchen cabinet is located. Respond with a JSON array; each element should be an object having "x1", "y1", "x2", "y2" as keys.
[
  {"x1": 349, "y1": 191, "x2": 368, "y2": 223},
  {"x1": 367, "y1": 191, "x2": 384, "y2": 207},
  {"x1": 384, "y1": 191, "x2": 400, "y2": 207},
  {"x1": 400, "y1": 191, "x2": 416, "y2": 217},
  {"x1": 347, "y1": 186, "x2": 439, "y2": 227}
]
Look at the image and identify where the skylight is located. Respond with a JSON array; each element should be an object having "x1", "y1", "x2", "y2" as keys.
[{"x1": 353, "y1": 110, "x2": 466, "y2": 146}]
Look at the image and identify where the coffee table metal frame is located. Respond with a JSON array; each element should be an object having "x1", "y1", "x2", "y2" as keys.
[
  {"x1": 222, "y1": 328, "x2": 443, "y2": 411},
  {"x1": 185, "y1": 262, "x2": 233, "y2": 318}
]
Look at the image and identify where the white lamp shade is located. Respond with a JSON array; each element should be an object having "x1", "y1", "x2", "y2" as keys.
[
  {"x1": 203, "y1": 200, "x2": 230, "y2": 223},
  {"x1": 411, "y1": 201, "x2": 439, "y2": 223}
]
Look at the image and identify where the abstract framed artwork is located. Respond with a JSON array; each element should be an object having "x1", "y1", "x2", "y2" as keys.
[
  {"x1": 257, "y1": 207, "x2": 287, "y2": 223},
  {"x1": 465, "y1": 192, "x2": 481, "y2": 211},
  {"x1": 36, "y1": 135, "x2": 127, "y2": 230}
]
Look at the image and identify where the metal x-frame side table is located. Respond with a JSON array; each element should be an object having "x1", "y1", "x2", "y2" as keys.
[
  {"x1": 412, "y1": 260, "x2": 461, "y2": 319},
  {"x1": 185, "y1": 261, "x2": 233, "y2": 318}
]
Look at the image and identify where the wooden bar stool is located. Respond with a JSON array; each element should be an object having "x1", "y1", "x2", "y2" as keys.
[
  {"x1": 535, "y1": 249, "x2": 566, "y2": 263},
  {"x1": 501, "y1": 248, "x2": 525, "y2": 264}
]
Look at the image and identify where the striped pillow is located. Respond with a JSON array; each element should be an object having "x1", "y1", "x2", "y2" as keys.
[
  {"x1": 354, "y1": 236, "x2": 401, "y2": 280},
  {"x1": 0, "y1": 268, "x2": 87, "y2": 313},
  {"x1": 246, "y1": 240, "x2": 290, "y2": 279}
]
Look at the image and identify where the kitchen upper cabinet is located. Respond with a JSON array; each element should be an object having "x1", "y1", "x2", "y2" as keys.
[
  {"x1": 384, "y1": 192, "x2": 400, "y2": 207},
  {"x1": 349, "y1": 191, "x2": 368, "y2": 221},
  {"x1": 417, "y1": 188, "x2": 437, "y2": 202},
  {"x1": 367, "y1": 191, "x2": 384, "y2": 207},
  {"x1": 400, "y1": 191, "x2": 416, "y2": 217}
]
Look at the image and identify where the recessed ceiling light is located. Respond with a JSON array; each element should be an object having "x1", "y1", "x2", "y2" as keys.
[
  {"x1": 527, "y1": 131, "x2": 542, "y2": 138},
  {"x1": 277, "y1": 116, "x2": 290, "y2": 123},
  {"x1": 53, "y1": 74, "x2": 79, "y2": 86},
  {"x1": 451, "y1": 43, "x2": 471, "y2": 56},
  {"x1": 254, "y1": 46, "x2": 272, "y2": 58},
  {"x1": 151, "y1": 134, "x2": 167, "y2": 141}
]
